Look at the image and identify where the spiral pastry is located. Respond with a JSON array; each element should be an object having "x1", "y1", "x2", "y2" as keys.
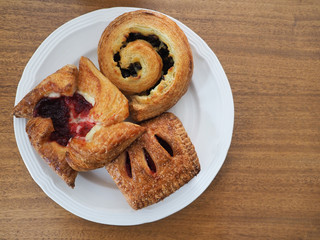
[{"x1": 98, "y1": 10, "x2": 193, "y2": 121}]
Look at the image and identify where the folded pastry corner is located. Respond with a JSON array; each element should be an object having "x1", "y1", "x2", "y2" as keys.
[
  {"x1": 78, "y1": 56, "x2": 129, "y2": 126},
  {"x1": 66, "y1": 122, "x2": 145, "y2": 171},
  {"x1": 106, "y1": 112, "x2": 200, "y2": 210},
  {"x1": 12, "y1": 64, "x2": 78, "y2": 119},
  {"x1": 26, "y1": 117, "x2": 77, "y2": 188}
]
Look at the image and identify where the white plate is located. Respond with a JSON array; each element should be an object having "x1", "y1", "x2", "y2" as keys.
[{"x1": 13, "y1": 7, "x2": 234, "y2": 225}]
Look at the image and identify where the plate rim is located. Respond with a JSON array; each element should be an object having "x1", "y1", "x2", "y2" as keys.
[{"x1": 13, "y1": 7, "x2": 234, "y2": 225}]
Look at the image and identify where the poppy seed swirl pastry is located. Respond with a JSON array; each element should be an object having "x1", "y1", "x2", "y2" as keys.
[
  {"x1": 98, "y1": 10, "x2": 193, "y2": 121},
  {"x1": 106, "y1": 112, "x2": 200, "y2": 209},
  {"x1": 13, "y1": 57, "x2": 145, "y2": 187}
]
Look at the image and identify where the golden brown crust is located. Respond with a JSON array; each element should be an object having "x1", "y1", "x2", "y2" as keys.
[
  {"x1": 66, "y1": 122, "x2": 145, "y2": 171},
  {"x1": 106, "y1": 112, "x2": 200, "y2": 209},
  {"x1": 98, "y1": 10, "x2": 193, "y2": 121},
  {"x1": 12, "y1": 65, "x2": 78, "y2": 119},
  {"x1": 78, "y1": 57, "x2": 129, "y2": 125},
  {"x1": 13, "y1": 59, "x2": 139, "y2": 187},
  {"x1": 26, "y1": 117, "x2": 77, "y2": 188}
]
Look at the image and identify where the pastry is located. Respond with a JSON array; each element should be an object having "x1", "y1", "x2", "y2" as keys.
[
  {"x1": 14, "y1": 65, "x2": 79, "y2": 187},
  {"x1": 98, "y1": 10, "x2": 193, "y2": 121},
  {"x1": 13, "y1": 57, "x2": 145, "y2": 186},
  {"x1": 106, "y1": 112, "x2": 200, "y2": 209}
]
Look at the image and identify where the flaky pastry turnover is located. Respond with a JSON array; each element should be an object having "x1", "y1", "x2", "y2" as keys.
[
  {"x1": 13, "y1": 57, "x2": 145, "y2": 187},
  {"x1": 106, "y1": 112, "x2": 200, "y2": 210},
  {"x1": 98, "y1": 10, "x2": 193, "y2": 121}
]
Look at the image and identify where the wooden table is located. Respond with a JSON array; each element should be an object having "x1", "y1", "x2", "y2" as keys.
[{"x1": 1, "y1": 0, "x2": 319, "y2": 239}]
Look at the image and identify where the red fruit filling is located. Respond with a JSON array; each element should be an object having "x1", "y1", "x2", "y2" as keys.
[
  {"x1": 125, "y1": 151, "x2": 132, "y2": 178},
  {"x1": 143, "y1": 148, "x2": 156, "y2": 173},
  {"x1": 33, "y1": 93, "x2": 95, "y2": 146}
]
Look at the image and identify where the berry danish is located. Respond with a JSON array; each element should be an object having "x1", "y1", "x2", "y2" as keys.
[
  {"x1": 106, "y1": 112, "x2": 200, "y2": 209},
  {"x1": 13, "y1": 57, "x2": 145, "y2": 187},
  {"x1": 98, "y1": 10, "x2": 193, "y2": 121}
]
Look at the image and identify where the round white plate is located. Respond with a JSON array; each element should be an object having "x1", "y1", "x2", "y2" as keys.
[{"x1": 13, "y1": 7, "x2": 234, "y2": 225}]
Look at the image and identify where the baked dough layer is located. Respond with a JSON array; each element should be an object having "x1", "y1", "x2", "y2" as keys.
[{"x1": 106, "y1": 112, "x2": 200, "y2": 209}]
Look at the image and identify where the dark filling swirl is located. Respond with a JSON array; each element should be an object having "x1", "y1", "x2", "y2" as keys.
[{"x1": 113, "y1": 32, "x2": 174, "y2": 93}]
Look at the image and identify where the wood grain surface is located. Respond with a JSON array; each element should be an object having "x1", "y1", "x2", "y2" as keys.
[{"x1": 1, "y1": 0, "x2": 319, "y2": 239}]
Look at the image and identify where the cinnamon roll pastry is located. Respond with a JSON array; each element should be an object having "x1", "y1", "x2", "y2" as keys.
[
  {"x1": 106, "y1": 112, "x2": 200, "y2": 210},
  {"x1": 98, "y1": 10, "x2": 193, "y2": 121},
  {"x1": 13, "y1": 57, "x2": 144, "y2": 186}
]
